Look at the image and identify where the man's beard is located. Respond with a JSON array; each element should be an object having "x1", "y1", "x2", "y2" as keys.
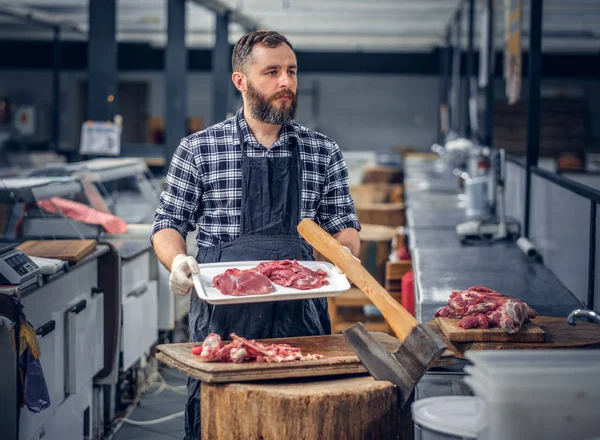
[{"x1": 246, "y1": 81, "x2": 298, "y2": 125}]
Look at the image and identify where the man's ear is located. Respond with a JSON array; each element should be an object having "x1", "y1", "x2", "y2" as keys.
[{"x1": 232, "y1": 71, "x2": 247, "y2": 93}]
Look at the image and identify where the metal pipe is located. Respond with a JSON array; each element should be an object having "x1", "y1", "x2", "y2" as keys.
[
  {"x1": 438, "y1": 38, "x2": 447, "y2": 144},
  {"x1": 444, "y1": 30, "x2": 453, "y2": 141},
  {"x1": 568, "y1": 309, "x2": 600, "y2": 327},
  {"x1": 588, "y1": 201, "x2": 596, "y2": 310},
  {"x1": 464, "y1": 0, "x2": 475, "y2": 139},
  {"x1": 484, "y1": 0, "x2": 495, "y2": 148},
  {"x1": 451, "y1": 9, "x2": 462, "y2": 135},
  {"x1": 531, "y1": 166, "x2": 600, "y2": 204},
  {"x1": 212, "y1": 11, "x2": 230, "y2": 125},
  {"x1": 165, "y1": 0, "x2": 187, "y2": 168},
  {"x1": 88, "y1": 0, "x2": 117, "y2": 123},
  {"x1": 52, "y1": 26, "x2": 61, "y2": 151},
  {"x1": 524, "y1": 0, "x2": 543, "y2": 238},
  {"x1": 444, "y1": 29, "x2": 452, "y2": 124}
]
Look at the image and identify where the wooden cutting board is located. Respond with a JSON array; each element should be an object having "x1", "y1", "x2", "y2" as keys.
[
  {"x1": 435, "y1": 317, "x2": 546, "y2": 343},
  {"x1": 428, "y1": 316, "x2": 600, "y2": 358},
  {"x1": 17, "y1": 239, "x2": 97, "y2": 264},
  {"x1": 156, "y1": 332, "x2": 454, "y2": 383}
]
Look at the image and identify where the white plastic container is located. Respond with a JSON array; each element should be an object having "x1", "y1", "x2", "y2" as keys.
[
  {"x1": 412, "y1": 396, "x2": 488, "y2": 440},
  {"x1": 463, "y1": 350, "x2": 600, "y2": 440},
  {"x1": 463, "y1": 364, "x2": 600, "y2": 391},
  {"x1": 465, "y1": 349, "x2": 600, "y2": 374}
]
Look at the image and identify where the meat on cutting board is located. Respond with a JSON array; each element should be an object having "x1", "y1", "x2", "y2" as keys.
[
  {"x1": 435, "y1": 286, "x2": 537, "y2": 334},
  {"x1": 212, "y1": 269, "x2": 276, "y2": 296},
  {"x1": 254, "y1": 259, "x2": 329, "y2": 290},
  {"x1": 212, "y1": 260, "x2": 329, "y2": 295},
  {"x1": 192, "y1": 333, "x2": 325, "y2": 363}
]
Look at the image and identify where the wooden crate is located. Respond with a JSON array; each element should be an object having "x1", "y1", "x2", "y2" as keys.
[
  {"x1": 356, "y1": 203, "x2": 405, "y2": 228},
  {"x1": 358, "y1": 224, "x2": 396, "y2": 286},
  {"x1": 391, "y1": 145, "x2": 417, "y2": 156},
  {"x1": 403, "y1": 152, "x2": 439, "y2": 160},
  {"x1": 385, "y1": 260, "x2": 412, "y2": 292},
  {"x1": 362, "y1": 165, "x2": 403, "y2": 184},
  {"x1": 493, "y1": 98, "x2": 589, "y2": 158},
  {"x1": 313, "y1": 224, "x2": 396, "y2": 287},
  {"x1": 350, "y1": 183, "x2": 403, "y2": 205},
  {"x1": 328, "y1": 288, "x2": 403, "y2": 335}
]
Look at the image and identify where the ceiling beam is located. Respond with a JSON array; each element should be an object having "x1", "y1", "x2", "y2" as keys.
[
  {"x1": 188, "y1": 0, "x2": 259, "y2": 31},
  {"x1": 0, "y1": 2, "x2": 85, "y2": 34}
]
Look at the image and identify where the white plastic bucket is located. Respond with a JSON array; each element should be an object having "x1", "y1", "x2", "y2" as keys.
[{"x1": 412, "y1": 396, "x2": 487, "y2": 440}]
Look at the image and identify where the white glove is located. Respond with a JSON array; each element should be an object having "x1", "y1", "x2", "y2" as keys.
[
  {"x1": 169, "y1": 254, "x2": 199, "y2": 296},
  {"x1": 334, "y1": 246, "x2": 361, "y2": 274}
]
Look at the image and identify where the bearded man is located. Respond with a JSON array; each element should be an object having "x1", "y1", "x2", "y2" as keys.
[{"x1": 150, "y1": 30, "x2": 361, "y2": 439}]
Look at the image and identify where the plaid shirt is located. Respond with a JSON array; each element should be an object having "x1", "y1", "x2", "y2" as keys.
[{"x1": 151, "y1": 108, "x2": 361, "y2": 248}]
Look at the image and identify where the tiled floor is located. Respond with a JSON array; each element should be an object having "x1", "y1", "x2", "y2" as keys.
[{"x1": 113, "y1": 367, "x2": 188, "y2": 440}]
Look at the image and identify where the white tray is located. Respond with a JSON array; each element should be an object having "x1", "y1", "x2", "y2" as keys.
[{"x1": 192, "y1": 260, "x2": 351, "y2": 305}]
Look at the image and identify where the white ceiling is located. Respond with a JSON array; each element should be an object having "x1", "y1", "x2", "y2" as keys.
[{"x1": 0, "y1": 0, "x2": 598, "y2": 52}]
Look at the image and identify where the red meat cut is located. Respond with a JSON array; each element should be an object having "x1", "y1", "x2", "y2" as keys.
[
  {"x1": 212, "y1": 260, "x2": 330, "y2": 296},
  {"x1": 434, "y1": 286, "x2": 537, "y2": 334},
  {"x1": 212, "y1": 268, "x2": 275, "y2": 296},
  {"x1": 254, "y1": 260, "x2": 329, "y2": 290},
  {"x1": 192, "y1": 333, "x2": 325, "y2": 363}
]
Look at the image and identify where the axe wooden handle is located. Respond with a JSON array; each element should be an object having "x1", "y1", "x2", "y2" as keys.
[{"x1": 298, "y1": 218, "x2": 418, "y2": 341}]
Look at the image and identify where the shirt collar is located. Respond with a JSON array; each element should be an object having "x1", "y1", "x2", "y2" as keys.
[{"x1": 234, "y1": 107, "x2": 298, "y2": 149}]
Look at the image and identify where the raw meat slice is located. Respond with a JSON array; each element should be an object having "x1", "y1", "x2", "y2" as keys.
[
  {"x1": 458, "y1": 313, "x2": 490, "y2": 329},
  {"x1": 190, "y1": 333, "x2": 325, "y2": 363},
  {"x1": 197, "y1": 333, "x2": 224, "y2": 361},
  {"x1": 212, "y1": 268, "x2": 275, "y2": 296},
  {"x1": 211, "y1": 260, "x2": 330, "y2": 296},
  {"x1": 497, "y1": 300, "x2": 529, "y2": 334},
  {"x1": 254, "y1": 260, "x2": 329, "y2": 290},
  {"x1": 435, "y1": 286, "x2": 538, "y2": 334}
]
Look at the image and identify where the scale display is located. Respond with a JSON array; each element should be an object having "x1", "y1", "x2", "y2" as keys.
[{"x1": 0, "y1": 243, "x2": 41, "y2": 285}]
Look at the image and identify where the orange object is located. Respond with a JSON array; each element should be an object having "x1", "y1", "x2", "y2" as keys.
[
  {"x1": 401, "y1": 270, "x2": 415, "y2": 317},
  {"x1": 37, "y1": 197, "x2": 128, "y2": 234}
]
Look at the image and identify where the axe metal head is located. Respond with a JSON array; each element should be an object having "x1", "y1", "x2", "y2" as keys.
[{"x1": 343, "y1": 322, "x2": 447, "y2": 408}]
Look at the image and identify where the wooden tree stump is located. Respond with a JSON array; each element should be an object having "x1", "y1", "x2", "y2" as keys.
[{"x1": 201, "y1": 375, "x2": 411, "y2": 440}]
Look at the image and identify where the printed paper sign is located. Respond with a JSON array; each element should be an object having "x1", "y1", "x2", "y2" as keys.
[
  {"x1": 505, "y1": 0, "x2": 522, "y2": 104},
  {"x1": 80, "y1": 121, "x2": 121, "y2": 156}
]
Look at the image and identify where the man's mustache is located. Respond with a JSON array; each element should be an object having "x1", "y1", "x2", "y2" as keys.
[{"x1": 272, "y1": 90, "x2": 296, "y2": 100}]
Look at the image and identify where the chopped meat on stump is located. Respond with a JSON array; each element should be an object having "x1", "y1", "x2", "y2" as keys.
[
  {"x1": 435, "y1": 286, "x2": 537, "y2": 334},
  {"x1": 191, "y1": 333, "x2": 325, "y2": 363}
]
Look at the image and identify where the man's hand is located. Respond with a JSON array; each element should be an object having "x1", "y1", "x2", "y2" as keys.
[
  {"x1": 169, "y1": 254, "x2": 199, "y2": 296},
  {"x1": 334, "y1": 246, "x2": 361, "y2": 274}
]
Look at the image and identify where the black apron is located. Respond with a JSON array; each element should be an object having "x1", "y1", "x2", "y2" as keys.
[{"x1": 184, "y1": 117, "x2": 331, "y2": 439}]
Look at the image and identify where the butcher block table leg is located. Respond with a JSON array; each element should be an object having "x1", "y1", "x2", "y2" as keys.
[{"x1": 201, "y1": 375, "x2": 413, "y2": 440}]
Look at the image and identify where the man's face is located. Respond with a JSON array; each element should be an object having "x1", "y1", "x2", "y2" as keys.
[{"x1": 244, "y1": 43, "x2": 298, "y2": 124}]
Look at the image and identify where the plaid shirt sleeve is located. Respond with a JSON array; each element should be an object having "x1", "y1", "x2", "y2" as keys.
[
  {"x1": 316, "y1": 141, "x2": 361, "y2": 234},
  {"x1": 151, "y1": 137, "x2": 201, "y2": 242}
]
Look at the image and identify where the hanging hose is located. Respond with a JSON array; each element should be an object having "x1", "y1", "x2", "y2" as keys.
[
  {"x1": 120, "y1": 410, "x2": 185, "y2": 426},
  {"x1": 115, "y1": 366, "x2": 187, "y2": 428}
]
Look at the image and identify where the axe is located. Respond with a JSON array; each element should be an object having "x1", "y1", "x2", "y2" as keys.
[{"x1": 298, "y1": 219, "x2": 446, "y2": 407}]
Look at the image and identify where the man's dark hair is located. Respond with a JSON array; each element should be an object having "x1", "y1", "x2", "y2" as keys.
[{"x1": 232, "y1": 31, "x2": 295, "y2": 73}]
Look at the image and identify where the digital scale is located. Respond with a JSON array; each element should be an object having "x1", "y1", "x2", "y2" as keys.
[
  {"x1": 0, "y1": 243, "x2": 41, "y2": 285},
  {"x1": 456, "y1": 149, "x2": 521, "y2": 242}
]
